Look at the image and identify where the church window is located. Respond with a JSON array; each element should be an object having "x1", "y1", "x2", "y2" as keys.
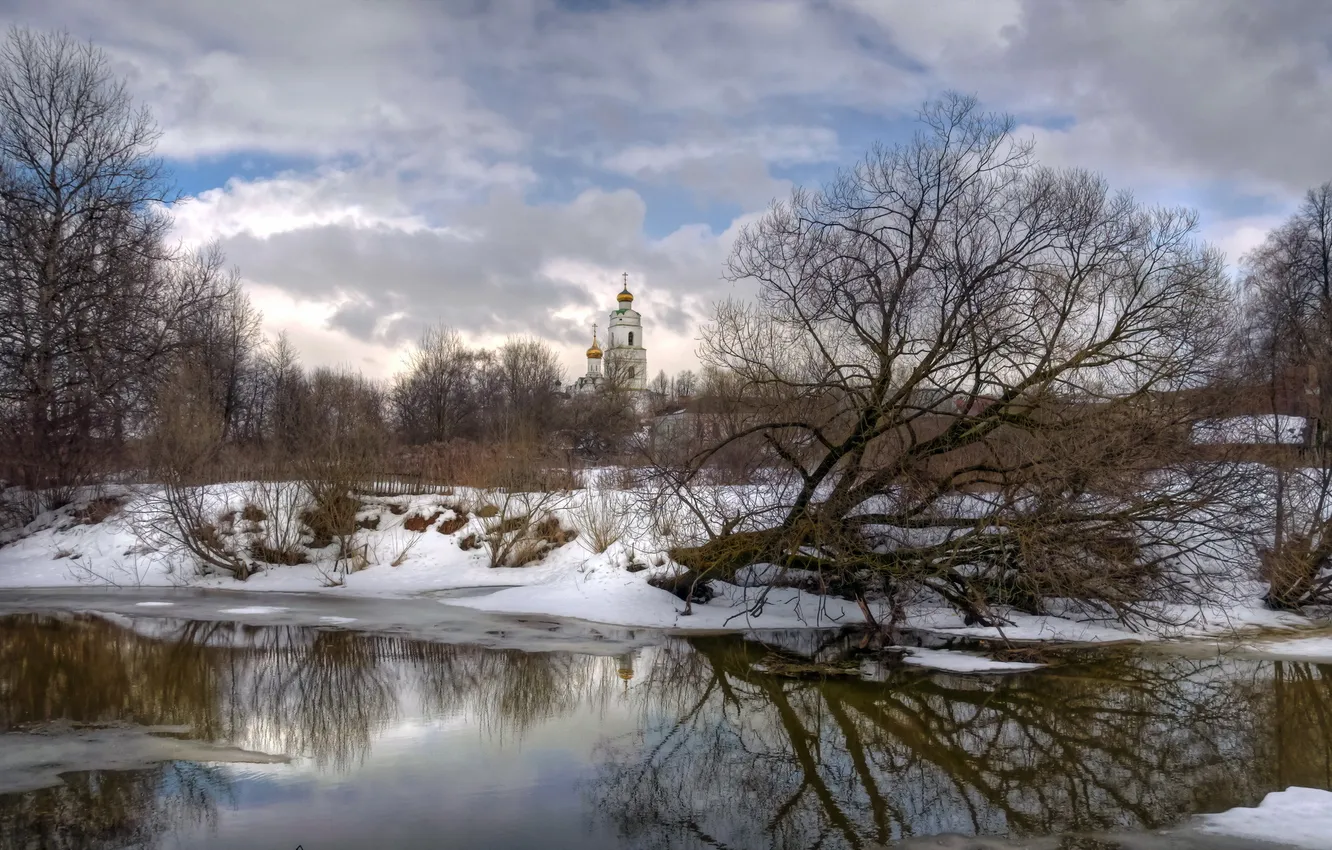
[{"x1": 628, "y1": 332, "x2": 634, "y2": 346}]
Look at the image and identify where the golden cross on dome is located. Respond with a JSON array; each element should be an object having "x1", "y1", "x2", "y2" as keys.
[{"x1": 622, "y1": 271, "x2": 628, "y2": 288}]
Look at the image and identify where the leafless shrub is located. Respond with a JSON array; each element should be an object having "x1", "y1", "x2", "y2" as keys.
[
  {"x1": 571, "y1": 488, "x2": 630, "y2": 553},
  {"x1": 388, "y1": 529, "x2": 423, "y2": 567},
  {"x1": 134, "y1": 364, "x2": 252, "y2": 580},
  {"x1": 295, "y1": 368, "x2": 386, "y2": 575},
  {"x1": 246, "y1": 480, "x2": 307, "y2": 567}
]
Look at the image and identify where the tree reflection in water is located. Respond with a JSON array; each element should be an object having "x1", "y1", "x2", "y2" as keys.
[
  {"x1": 1, "y1": 614, "x2": 1330, "y2": 850},
  {"x1": 0, "y1": 613, "x2": 620, "y2": 848},
  {"x1": 588, "y1": 637, "x2": 1332, "y2": 850}
]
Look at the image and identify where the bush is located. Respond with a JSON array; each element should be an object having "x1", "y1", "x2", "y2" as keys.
[{"x1": 571, "y1": 489, "x2": 629, "y2": 553}]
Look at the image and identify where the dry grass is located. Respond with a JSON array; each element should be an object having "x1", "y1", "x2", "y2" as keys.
[
  {"x1": 74, "y1": 496, "x2": 125, "y2": 525},
  {"x1": 250, "y1": 541, "x2": 309, "y2": 566}
]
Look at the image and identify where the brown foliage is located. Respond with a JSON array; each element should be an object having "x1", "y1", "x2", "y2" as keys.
[
  {"x1": 403, "y1": 511, "x2": 443, "y2": 533},
  {"x1": 438, "y1": 513, "x2": 468, "y2": 534}
]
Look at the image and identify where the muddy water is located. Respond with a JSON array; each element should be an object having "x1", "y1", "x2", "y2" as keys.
[{"x1": 0, "y1": 611, "x2": 1328, "y2": 849}]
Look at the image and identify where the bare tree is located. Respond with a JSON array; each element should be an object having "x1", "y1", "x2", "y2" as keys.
[
  {"x1": 173, "y1": 243, "x2": 263, "y2": 443},
  {"x1": 1241, "y1": 183, "x2": 1332, "y2": 608},
  {"x1": 674, "y1": 369, "x2": 697, "y2": 399},
  {"x1": 650, "y1": 369, "x2": 670, "y2": 397},
  {"x1": 489, "y1": 335, "x2": 563, "y2": 440},
  {"x1": 391, "y1": 325, "x2": 476, "y2": 444},
  {"x1": 659, "y1": 94, "x2": 1241, "y2": 628},
  {"x1": 253, "y1": 332, "x2": 307, "y2": 458},
  {"x1": 0, "y1": 28, "x2": 202, "y2": 495}
]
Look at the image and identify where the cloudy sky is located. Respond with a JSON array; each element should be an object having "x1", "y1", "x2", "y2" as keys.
[{"x1": 10, "y1": 0, "x2": 1330, "y2": 380}]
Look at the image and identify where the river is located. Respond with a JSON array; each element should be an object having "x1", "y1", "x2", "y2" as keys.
[{"x1": 0, "y1": 590, "x2": 1327, "y2": 849}]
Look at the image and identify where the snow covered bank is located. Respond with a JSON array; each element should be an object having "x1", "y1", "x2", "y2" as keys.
[
  {"x1": 1197, "y1": 787, "x2": 1332, "y2": 849},
  {"x1": 0, "y1": 483, "x2": 1324, "y2": 642}
]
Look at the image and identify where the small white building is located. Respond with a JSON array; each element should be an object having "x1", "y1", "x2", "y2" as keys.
[{"x1": 574, "y1": 275, "x2": 648, "y2": 393}]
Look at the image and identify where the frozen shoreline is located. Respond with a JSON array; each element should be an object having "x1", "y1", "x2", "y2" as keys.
[{"x1": 0, "y1": 487, "x2": 1329, "y2": 670}]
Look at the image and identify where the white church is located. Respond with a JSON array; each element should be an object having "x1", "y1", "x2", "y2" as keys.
[{"x1": 573, "y1": 274, "x2": 648, "y2": 394}]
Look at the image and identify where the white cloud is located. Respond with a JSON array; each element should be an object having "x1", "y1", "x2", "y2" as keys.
[
  {"x1": 9, "y1": 0, "x2": 1326, "y2": 384},
  {"x1": 169, "y1": 171, "x2": 745, "y2": 379}
]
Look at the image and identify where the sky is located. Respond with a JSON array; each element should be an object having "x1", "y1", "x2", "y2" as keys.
[{"x1": 7, "y1": 0, "x2": 1331, "y2": 381}]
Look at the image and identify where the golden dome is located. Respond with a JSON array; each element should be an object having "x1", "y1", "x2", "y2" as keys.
[
  {"x1": 587, "y1": 327, "x2": 602, "y2": 359},
  {"x1": 617, "y1": 288, "x2": 633, "y2": 303},
  {"x1": 617, "y1": 667, "x2": 633, "y2": 681}
]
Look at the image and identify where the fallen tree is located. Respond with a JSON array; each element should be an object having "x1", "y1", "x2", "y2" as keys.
[{"x1": 655, "y1": 94, "x2": 1252, "y2": 629}]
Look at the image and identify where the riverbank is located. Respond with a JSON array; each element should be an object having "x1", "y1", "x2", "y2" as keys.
[{"x1": 0, "y1": 485, "x2": 1326, "y2": 653}]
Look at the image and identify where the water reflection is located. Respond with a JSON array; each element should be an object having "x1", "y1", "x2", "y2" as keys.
[
  {"x1": 590, "y1": 638, "x2": 1332, "y2": 848},
  {"x1": 0, "y1": 764, "x2": 226, "y2": 850},
  {"x1": 0, "y1": 614, "x2": 1330, "y2": 849}
]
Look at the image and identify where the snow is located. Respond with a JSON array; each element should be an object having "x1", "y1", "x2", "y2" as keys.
[
  {"x1": 318, "y1": 615, "x2": 358, "y2": 624},
  {"x1": 0, "y1": 482, "x2": 1325, "y2": 643},
  {"x1": 900, "y1": 647, "x2": 1043, "y2": 673},
  {"x1": 1197, "y1": 787, "x2": 1332, "y2": 849},
  {"x1": 0, "y1": 723, "x2": 288, "y2": 795},
  {"x1": 1241, "y1": 634, "x2": 1332, "y2": 662},
  {"x1": 442, "y1": 566, "x2": 861, "y2": 631}
]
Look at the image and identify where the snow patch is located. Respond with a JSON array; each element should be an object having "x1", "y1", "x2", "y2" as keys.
[
  {"x1": 218, "y1": 606, "x2": 289, "y2": 615},
  {"x1": 901, "y1": 647, "x2": 1043, "y2": 674},
  {"x1": 1196, "y1": 787, "x2": 1332, "y2": 849},
  {"x1": 1243, "y1": 634, "x2": 1332, "y2": 662},
  {"x1": 133, "y1": 601, "x2": 174, "y2": 607},
  {"x1": 0, "y1": 724, "x2": 288, "y2": 795},
  {"x1": 318, "y1": 616, "x2": 358, "y2": 624}
]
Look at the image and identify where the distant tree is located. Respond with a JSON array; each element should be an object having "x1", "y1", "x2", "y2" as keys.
[
  {"x1": 1241, "y1": 183, "x2": 1332, "y2": 608},
  {"x1": 674, "y1": 369, "x2": 697, "y2": 399},
  {"x1": 253, "y1": 332, "x2": 308, "y2": 457},
  {"x1": 560, "y1": 363, "x2": 639, "y2": 462},
  {"x1": 173, "y1": 243, "x2": 262, "y2": 443},
  {"x1": 392, "y1": 325, "x2": 475, "y2": 444},
  {"x1": 488, "y1": 336, "x2": 563, "y2": 441},
  {"x1": 650, "y1": 369, "x2": 670, "y2": 397}
]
